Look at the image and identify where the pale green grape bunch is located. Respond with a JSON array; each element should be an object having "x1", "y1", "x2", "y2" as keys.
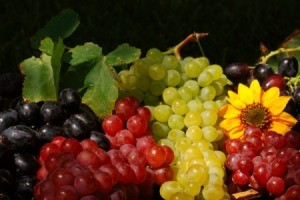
[{"x1": 118, "y1": 48, "x2": 230, "y2": 200}]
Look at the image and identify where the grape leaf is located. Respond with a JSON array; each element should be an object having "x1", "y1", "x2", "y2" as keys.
[
  {"x1": 64, "y1": 42, "x2": 102, "y2": 66},
  {"x1": 19, "y1": 54, "x2": 57, "y2": 102},
  {"x1": 51, "y1": 38, "x2": 65, "y2": 92},
  {"x1": 31, "y1": 9, "x2": 79, "y2": 49},
  {"x1": 82, "y1": 57, "x2": 118, "y2": 119},
  {"x1": 106, "y1": 43, "x2": 141, "y2": 67},
  {"x1": 39, "y1": 37, "x2": 54, "y2": 55}
]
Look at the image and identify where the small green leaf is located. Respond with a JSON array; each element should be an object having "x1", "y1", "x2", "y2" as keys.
[
  {"x1": 64, "y1": 42, "x2": 102, "y2": 66},
  {"x1": 39, "y1": 38, "x2": 54, "y2": 55},
  {"x1": 51, "y1": 38, "x2": 65, "y2": 92},
  {"x1": 20, "y1": 54, "x2": 57, "y2": 102},
  {"x1": 82, "y1": 57, "x2": 118, "y2": 118},
  {"x1": 106, "y1": 43, "x2": 141, "y2": 67},
  {"x1": 31, "y1": 9, "x2": 79, "y2": 49}
]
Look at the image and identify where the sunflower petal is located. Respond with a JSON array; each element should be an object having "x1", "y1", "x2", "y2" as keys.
[
  {"x1": 218, "y1": 104, "x2": 229, "y2": 117},
  {"x1": 227, "y1": 126, "x2": 245, "y2": 139},
  {"x1": 270, "y1": 121, "x2": 293, "y2": 135},
  {"x1": 268, "y1": 96, "x2": 291, "y2": 115},
  {"x1": 238, "y1": 83, "x2": 254, "y2": 104},
  {"x1": 262, "y1": 87, "x2": 280, "y2": 108},
  {"x1": 219, "y1": 118, "x2": 241, "y2": 131},
  {"x1": 273, "y1": 112, "x2": 298, "y2": 127},
  {"x1": 222, "y1": 105, "x2": 241, "y2": 118},
  {"x1": 227, "y1": 91, "x2": 246, "y2": 109},
  {"x1": 250, "y1": 79, "x2": 262, "y2": 102}
]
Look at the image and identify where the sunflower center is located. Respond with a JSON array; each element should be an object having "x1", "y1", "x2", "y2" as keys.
[{"x1": 240, "y1": 103, "x2": 271, "y2": 130}]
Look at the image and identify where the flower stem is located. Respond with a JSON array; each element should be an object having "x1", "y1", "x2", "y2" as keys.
[
  {"x1": 259, "y1": 46, "x2": 300, "y2": 64},
  {"x1": 163, "y1": 32, "x2": 208, "y2": 60}
]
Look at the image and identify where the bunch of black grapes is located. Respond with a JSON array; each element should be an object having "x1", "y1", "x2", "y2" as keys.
[{"x1": 0, "y1": 73, "x2": 110, "y2": 200}]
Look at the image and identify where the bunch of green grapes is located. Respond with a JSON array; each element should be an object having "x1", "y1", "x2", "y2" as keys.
[{"x1": 118, "y1": 48, "x2": 230, "y2": 200}]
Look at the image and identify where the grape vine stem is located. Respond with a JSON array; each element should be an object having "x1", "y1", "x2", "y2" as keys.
[
  {"x1": 259, "y1": 46, "x2": 300, "y2": 64},
  {"x1": 163, "y1": 33, "x2": 208, "y2": 60}
]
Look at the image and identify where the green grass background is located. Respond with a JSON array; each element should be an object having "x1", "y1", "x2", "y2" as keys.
[{"x1": 1, "y1": 0, "x2": 300, "y2": 74}]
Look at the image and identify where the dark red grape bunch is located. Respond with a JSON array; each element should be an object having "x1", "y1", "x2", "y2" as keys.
[
  {"x1": 278, "y1": 56, "x2": 298, "y2": 77},
  {"x1": 224, "y1": 62, "x2": 250, "y2": 85},
  {"x1": 253, "y1": 63, "x2": 274, "y2": 83}
]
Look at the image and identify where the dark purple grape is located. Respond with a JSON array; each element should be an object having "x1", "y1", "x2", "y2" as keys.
[
  {"x1": 40, "y1": 101, "x2": 65, "y2": 125},
  {"x1": 0, "y1": 125, "x2": 38, "y2": 151},
  {"x1": 261, "y1": 74, "x2": 286, "y2": 91},
  {"x1": 59, "y1": 88, "x2": 81, "y2": 113},
  {"x1": 278, "y1": 56, "x2": 298, "y2": 77},
  {"x1": 0, "y1": 109, "x2": 19, "y2": 132},
  {"x1": 63, "y1": 116, "x2": 89, "y2": 139},
  {"x1": 37, "y1": 124, "x2": 64, "y2": 142},
  {"x1": 0, "y1": 73, "x2": 23, "y2": 98},
  {"x1": 90, "y1": 131, "x2": 110, "y2": 151},
  {"x1": 0, "y1": 192, "x2": 11, "y2": 200},
  {"x1": 224, "y1": 63, "x2": 250, "y2": 84},
  {"x1": 16, "y1": 100, "x2": 41, "y2": 126},
  {"x1": 0, "y1": 169, "x2": 13, "y2": 191},
  {"x1": 14, "y1": 153, "x2": 39, "y2": 176},
  {"x1": 253, "y1": 63, "x2": 274, "y2": 83},
  {"x1": 72, "y1": 111, "x2": 98, "y2": 131},
  {"x1": 293, "y1": 87, "x2": 300, "y2": 105},
  {"x1": 0, "y1": 144, "x2": 9, "y2": 159},
  {"x1": 15, "y1": 175, "x2": 37, "y2": 199}
]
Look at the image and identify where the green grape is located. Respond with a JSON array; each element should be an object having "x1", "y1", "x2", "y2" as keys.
[
  {"x1": 209, "y1": 166, "x2": 225, "y2": 178},
  {"x1": 184, "y1": 59, "x2": 204, "y2": 78},
  {"x1": 153, "y1": 104, "x2": 173, "y2": 122},
  {"x1": 177, "y1": 86, "x2": 193, "y2": 102},
  {"x1": 202, "y1": 126, "x2": 218, "y2": 142},
  {"x1": 132, "y1": 58, "x2": 151, "y2": 78},
  {"x1": 199, "y1": 86, "x2": 216, "y2": 101},
  {"x1": 163, "y1": 87, "x2": 181, "y2": 105},
  {"x1": 216, "y1": 74, "x2": 229, "y2": 86},
  {"x1": 192, "y1": 139, "x2": 213, "y2": 150},
  {"x1": 146, "y1": 48, "x2": 164, "y2": 64},
  {"x1": 186, "y1": 164, "x2": 208, "y2": 184},
  {"x1": 162, "y1": 55, "x2": 181, "y2": 71},
  {"x1": 179, "y1": 73, "x2": 190, "y2": 86},
  {"x1": 136, "y1": 76, "x2": 151, "y2": 92},
  {"x1": 197, "y1": 71, "x2": 213, "y2": 87},
  {"x1": 184, "y1": 182, "x2": 201, "y2": 197},
  {"x1": 202, "y1": 184, "x2": 224, "y2": 200},
  {"x1": 168, "y1": 129, "x2": 185, "y2": 142},
  {"x1": 211, "y1": 81, "x2": 224, "y2": 96},
  {"x1": 149, "y1": 63, "x2": 166, "y2": 80},
  {"x1": 203, "y1": 101, "x2": 219, "y2": 112},
  {"x1": 118, "y1": 70, "x2": 138, "y2": 89},
  {"x1": 160, "y1": 181, "x2": 183, "y2": 200},
  {"x1": 144, "y1": 92, "x2": 160, "y2": 106},
  {"x1": 150, "y1": 80, "x2": 166, "y2": 96},
  {"x1": 168, "y1": 114, "x2": 185, "y2": 130},
  {"x1": 177, "y1": 169, "x2": 189, "y2": 185},
  {"x1": 215, "y1": 99, "x2": 227, "y2": 109},
  {"x1": 145, "y1": 105, "x2": 155, "y2": 121},
  {"x1": 187, "y1": 99, "x2": 203, "y2": 113},
  {"x1": 170, "y1": 192, "x2": 194, "y2": 200},
  {"x1": 186, "y1": 126, "x2": 203, "y2": 142},
  {"x1": 163, "y1": 69, "x2": 181, "y2": 86},
  {"x1": 171, "y1": 99, "x2": 189, "y2": 115},
  {"x1": 157, "y1": 138, "x2": 176, "y2": 150},
  {"x1": 184, "y1": 80, "x2": 200, "y2": 95},
  {"x1": 183, "y1": 146, "x2": 203, "y2": 160},
  {"x1": 194, "y1": 56, "x2": 210, "y2": 68},
  {"x1": 214, "y1": 150, "x2": 226, "y2": 164},
  {"x1": 175, "y1": 137, "x2": 192, "y2": 152},
  {"x1": 152, "y1": 121, "x2": 171, "y2": 138},
  {"x1": 127, "y1": 88, "x2": 144, "y2": 102},
  {"x1": 204, "y1": 173, "x2": 224, "y2": 186},
  {"x1": 184, "y1": 111, "x2": 202, "y2": 127},
  {"x1": 201, "y1": 110, "x2": 218, "y2": 127},
  {"x1": 203, "y1": 64, "x2": 223, "y2": 80}
]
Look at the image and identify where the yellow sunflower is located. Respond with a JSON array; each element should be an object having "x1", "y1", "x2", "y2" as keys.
[{"x1": 219, "y1": 79, "x2": 297, "y2": 139}]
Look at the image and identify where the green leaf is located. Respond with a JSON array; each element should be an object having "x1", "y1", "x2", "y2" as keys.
[
  {"x1": 51, "y1": 38, "x2": 65, "y2": 92},
  {"x1": 20, "y1": 54, "x2": 57, "y2": 102},
  {"x1": 106, "y1": 43, "x2": 141, "y2": 67},
  {"x1": 31, "y1": 9, "x2": 79, "y2": 49},
  {"x1": 39, "y1": 37, "x2": 54, "y2": 55},
  {"x1": 64, "y1": 42, "x2": 102, "y2": 66},
  {"x1": 82, "y1": 57, "x2": 118, "y2": 118}
]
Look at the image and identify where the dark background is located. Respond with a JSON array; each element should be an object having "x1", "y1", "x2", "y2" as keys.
[{"x1": 1, "y1": 0, "x2": 300, "y2": 74}]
